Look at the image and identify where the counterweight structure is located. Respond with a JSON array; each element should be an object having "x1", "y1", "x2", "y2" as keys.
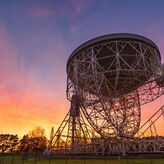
[{"x1": 44, "y1": 33, "x2": 164, "y2": 155}]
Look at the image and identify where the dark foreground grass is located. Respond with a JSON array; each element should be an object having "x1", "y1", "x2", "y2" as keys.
[{"x1": 0, "y1": 156, "x2": 164, "y2": 164}]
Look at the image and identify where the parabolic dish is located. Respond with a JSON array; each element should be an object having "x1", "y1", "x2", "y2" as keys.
[{"x1": 67, "y1": 33, "x2": 161, "y2": 98}]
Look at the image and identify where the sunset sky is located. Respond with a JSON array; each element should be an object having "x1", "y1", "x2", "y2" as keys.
[{"x1": 0, "y1": 0, "x2": 164, "y2": 138}]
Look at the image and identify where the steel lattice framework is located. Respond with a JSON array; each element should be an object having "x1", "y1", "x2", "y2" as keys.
[
  {"x1": 67, "y1": 34, "x2": 164, "y2": 138},
  {"x1": 44, "y1": 33, "x2": 164, "y2": 155}
]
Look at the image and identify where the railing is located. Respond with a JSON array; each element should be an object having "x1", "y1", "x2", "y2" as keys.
[{"x1": 0, "y1": 153, "x2": 164, "y2": 164}]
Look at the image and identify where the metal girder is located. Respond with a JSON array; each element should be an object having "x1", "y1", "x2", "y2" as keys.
[
  {"x1": 67, "y1": 40, "x2": 164, "y2": 138},
  {"x1": 44, "y1": 35, "x2": 164, "y2": 156}
]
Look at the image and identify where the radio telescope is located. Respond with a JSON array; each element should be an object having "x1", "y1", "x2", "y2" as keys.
[
  {"x1": 67, "y1": 33, "x2": 163, "y2": 138},
  {"x1": 45, "y1": 33, "x2": 164, "y2": 154}
]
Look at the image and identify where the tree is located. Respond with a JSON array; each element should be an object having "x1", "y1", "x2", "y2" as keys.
[
  {"x1": 49, "y1": 126, "x2": 54, "y2": 147},
  {"x1": 49, "y1": 126, "x2": 54, "y2": 142},
  {"x1": 18, "y1": 127, "x2": 48, "y2": 153},
  {"x1": 19, "y1": 134, "x2": 47, "y2": 153},
  {"x1": 0, "y1": 134, "x2": 19, "y2": 153},
  {"x1": 18, "y1": 135, "x2": 30, "y2": 153},
  {"x1": 28, "y1": 127, "x2": 46, "y2": 138}
]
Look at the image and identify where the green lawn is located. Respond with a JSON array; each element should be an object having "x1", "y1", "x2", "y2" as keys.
[{"x1": 0, "y1": 156, "x2": 164, "y2": 164}]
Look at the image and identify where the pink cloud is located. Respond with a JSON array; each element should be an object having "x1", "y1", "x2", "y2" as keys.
[
  {"x1": 25, "y1": 7, "x2": 54, "y2": 17},
  {"x1": 20, "y1": 1, "x2": 94, "y2": 20},
  {"x1": 70, "y1": 25, "x2": 78, "y2": 33},
  {"x1": 56, "y1": 0, "x2": 95, "y2": 18},
  {"x1": 70, "y1": 0, "x2": 86, "y2": 14}
]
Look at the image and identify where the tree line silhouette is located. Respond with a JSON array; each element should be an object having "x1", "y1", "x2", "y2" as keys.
[
  {"x1": 0, "y1": 127, "x2": 53, "y2": 153},
  {"x1": 0, "y1": 126, "x2": 164, "y2": 154}
]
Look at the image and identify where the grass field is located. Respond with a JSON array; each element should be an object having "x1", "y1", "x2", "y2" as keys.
[{"x1": 0, "y1": 155, "x2": 164, "y2": 164}]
